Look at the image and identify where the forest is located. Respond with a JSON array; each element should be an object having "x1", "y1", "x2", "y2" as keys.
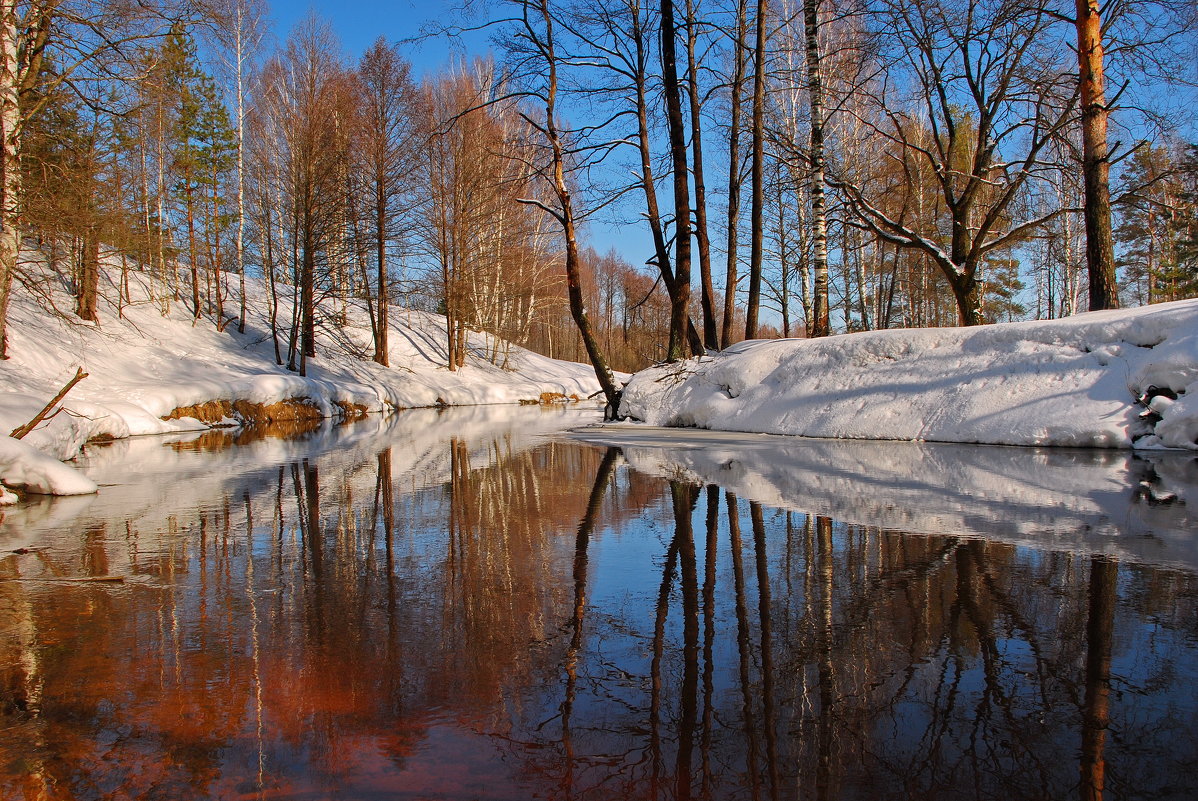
[{"x1": 0, "y1": 0, "x2": 1194, "y2": 384}]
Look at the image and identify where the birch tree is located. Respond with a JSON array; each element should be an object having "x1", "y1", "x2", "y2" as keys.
[{"x1": 207, "y1": 0, "x2": 267, "y2": 333}]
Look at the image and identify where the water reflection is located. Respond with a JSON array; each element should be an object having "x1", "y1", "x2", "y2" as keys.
[{"x1": 0, "y1": 410, "x2": 1194, "y2": 800}]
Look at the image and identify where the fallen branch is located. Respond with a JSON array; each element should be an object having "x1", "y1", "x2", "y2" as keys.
[{"x1": 10, "y1": 367, "x2": 88, "y2": 440}]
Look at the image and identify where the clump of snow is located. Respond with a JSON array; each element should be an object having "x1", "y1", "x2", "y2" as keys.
[
  {"x1": 0, "y1": 436, "x2": 98, "y2": 496},
  {"x1": 0, "y1": 250, "x2": 612, "y2": 496},
  {"x1": 619, "y1": 300, "x2": 1198, "y2": 450}
]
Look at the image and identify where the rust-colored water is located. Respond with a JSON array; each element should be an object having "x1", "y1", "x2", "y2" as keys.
[{"x1": 1, "y1": 407, "x2": 1195, "y2": 800}]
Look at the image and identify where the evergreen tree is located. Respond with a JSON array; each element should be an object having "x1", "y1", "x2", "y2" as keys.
[
  {"x1": 1115, "y1": 145, "x2": 1196, "y2": 304},
  {"x1": 167, "y1": 28, "x2": 237, "y2": 324},
  {"x1": 1166, "y1": 145, "x2": 1198, "y2": 300}
]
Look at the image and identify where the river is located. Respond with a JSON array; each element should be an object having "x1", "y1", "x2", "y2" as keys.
[{"x1": 1, "y1": 405, "x2": 1195, "y2": 800}]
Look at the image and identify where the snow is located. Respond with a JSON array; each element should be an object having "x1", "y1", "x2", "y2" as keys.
[
  {"x1": 0, "y1": 435, "x2": 99, "y2": 496},
  {"x1": 0, "y1": 252, "x2": 610, "y2": 497},
  {"x1": 4, "y1": 246, "x2": 1196, "y2": 501},
  {"x1": 619, "y1": 299, "x2": 1198, "y2": 450}
]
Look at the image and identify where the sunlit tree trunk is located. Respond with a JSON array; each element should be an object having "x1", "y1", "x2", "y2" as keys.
[
  {"x1": 0, "y1": 1, "x2": 19, "y2": 358},
  {"x1": 803, "y1": 0, "x2": 830, "y2": 336},
  {"x1": 1075, "y1": 0, "x2": 1119, "y2": 311},
  {"x1": 522, "y1": 0, "x2": 621, "y2": 411},
  {"x1": 75, "y1": 222, "x2": 101, "y2": 322}
]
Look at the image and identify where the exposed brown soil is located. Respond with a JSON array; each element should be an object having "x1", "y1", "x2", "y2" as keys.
[
  {"x1": 162, "y1": 397, "x2": 326, "y2": 425},
  {"x1": 335, "y1": 400, "x2": 370, "y2": 421},
  {"x1": 521, "y1": 392, "x2": 581, "y2": 406}
]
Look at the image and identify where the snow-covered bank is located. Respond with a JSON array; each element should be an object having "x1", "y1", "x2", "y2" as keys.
[
  {"x1": 619, "y1": 300, "x2": 1198, "y2": 450},
  {"x1": 0, "y1": 436, "x2": 98, "y2": 500},
  {"x1": 0, "y1": 257, "x2": 608, "y2": 496}
]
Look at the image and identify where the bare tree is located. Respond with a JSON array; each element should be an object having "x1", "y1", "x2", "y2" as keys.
[
  {"x1": 1066, "y1": 0, "x2": 1196, "y2": 310},
  {"x1": 721, "y1": 0, "x2": 749, "y2": 348},
  {"x1": 510, "y1": 0, "x2": 622, "y2": 411},
  {"x1": 569, "y1": 0, "x2": 704, "y2": 359},
  {"x1": 357, "y1": 37, "x2": 417, "y2": 366},
  {"x1": 258, "y1": 15, "x2": 350, "y2": 374},
  {"x1": 1072, "y1": 0, "x2": 1117, "y2": 311},
  {"x1": 830, "y1": 0, "x2": 1077, "y2": 326}
]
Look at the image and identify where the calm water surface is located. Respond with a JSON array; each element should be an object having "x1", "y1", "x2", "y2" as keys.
[{"x1": 1, "y1": 406, "x2": 1195, "y2": 801}]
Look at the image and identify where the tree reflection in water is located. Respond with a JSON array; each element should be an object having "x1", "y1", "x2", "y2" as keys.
[{"x1": 0, "y1": 411, "x2": 1194, "y2": 800}]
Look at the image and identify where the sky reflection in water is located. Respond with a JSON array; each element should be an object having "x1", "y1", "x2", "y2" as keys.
[{"x1": 0, "y1": 406, "x2": 1195, "y2": 800}]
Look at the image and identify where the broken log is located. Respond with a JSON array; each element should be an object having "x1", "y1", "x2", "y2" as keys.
[{"x1": 9, "y1": 367, "x2": 88, "y2": 440}]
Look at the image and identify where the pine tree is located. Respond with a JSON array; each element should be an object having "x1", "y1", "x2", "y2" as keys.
[
  {"x1": 1115, "y1": 145, "x2": 1195, "y2": 304},
  {"x1": 167, "y1": 29, "x2": 236, "y2": 325}
]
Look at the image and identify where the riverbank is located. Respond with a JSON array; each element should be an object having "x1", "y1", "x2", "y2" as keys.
[
  {"x1": 0, "y1": 257, "x2": 606, "y2": 498},
  {"x1": 619, "y1": 299, "x2": 1198, "y2": 450}
]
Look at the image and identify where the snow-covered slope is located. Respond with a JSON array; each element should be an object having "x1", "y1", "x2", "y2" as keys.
[
  {"x1": 619, "y1": 300, "x2": 1198, "y2": 450},
  {"x1": 0, "y1": 255, "x2": 607, "y2": 496}
]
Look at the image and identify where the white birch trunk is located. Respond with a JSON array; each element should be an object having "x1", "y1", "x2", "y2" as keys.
[{"x1": 0, "y1": 1, "x2": 21, "y2": 358}]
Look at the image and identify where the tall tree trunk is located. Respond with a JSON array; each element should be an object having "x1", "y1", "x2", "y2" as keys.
[
  {"x1": 617, "y1": 5, "x2": 703, "y2": 358},
  {"x1": 532, "y1": 0, "x2": 621, "y2": 412},
  {"x1": 777, "y1": 185, "x2": 790, "y2": 335},
  {"x1": 950, "y1": 269, "x2": 983, "y2": 326},
  {"x1": 855, "y1": 233, "x2": 870, "y2": 330},
  {"x1": 186, "y1": 179, "x2": 200, "y2": 323},
  {"x1": 264, "y1": 180, "x2": 282, "y2": 364},
  {"x1": 300, "y1": 206, "x2": 315, "y2": 366},
  {"x1": 744, "y1": 0, "x2": 767, "y2": 339},
  {"x1": 0, "y1": 2, "x2": 18, "y2": 359},
  {"x1": 157, "y1": 118, "x2": 173, "y2": 303},
  {"x1": 686, "y1": 0, "x2": 718, "y2": 350},
  {"x1": 210, "y1": 157, "x2": 225, "y2": 329},
  {"x1": 234, "y1": 4, "x2": 248, "y2": 334},
  {"x1": 661, "y1": 0, "x2": 696, "y2": 361},
  {"x1": 455, "y1": 317, "x2": 466, "y2": 369},
  {"x1": 374, "y1": 172, "x2": 389, "y2": 365},
  {"x1": 803, "y1": 0, "x2": 830, "y2": 336},
  {"x1": 76, "y1": 227, "x2": 100, "y2": 321},
  {"x1": 1075, "y1": 0, "x2": 1119, "y2": 312},
  {"x1": 286, "y1": 202, "x2": 300, "y2": 371},
  {"x1": 721, "y1": 0, "x2": 748, "y2": 349}
]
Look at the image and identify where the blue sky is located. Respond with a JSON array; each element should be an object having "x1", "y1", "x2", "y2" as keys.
[{"x1": 268, "y1": 1, "x2": 497, "y2": 78}]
